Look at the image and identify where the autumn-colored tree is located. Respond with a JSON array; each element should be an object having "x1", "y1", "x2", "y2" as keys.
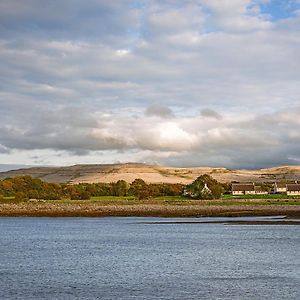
[
  {"x1": 85, "y1": 184, "x2": 97, "y2": 196},
  {"x1": 70, "y1": 190, "x2": 91, "y2": 200},
  {"x1": 14, "y1": 192, "x2": 29, "y2": 202},
  {"x1": 130, "y1": 179, "x2": 151, "y2": 200},
  {"x1": 148, "y1": 184, "x2": 161, "y2": 197}
]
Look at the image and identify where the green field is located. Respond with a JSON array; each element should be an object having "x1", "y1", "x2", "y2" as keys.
[
  {"x1": 18, "y1": 196, "x2": 300, "y2": 207},
  {"x1": 1, "y1": 194, "x2": 300, "y2": 207},
  {"x1": 222, "y1": 194, "x2": 300, "y2": 200}
]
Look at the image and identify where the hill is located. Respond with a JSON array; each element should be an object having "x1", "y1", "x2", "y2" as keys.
[{"x1": 1, "y1": 163, "x2": 300, "y2": 184}]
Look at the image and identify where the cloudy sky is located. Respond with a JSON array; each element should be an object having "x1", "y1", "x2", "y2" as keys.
[{"x1": 0, "y1": 0, "x2": 300, "y2": 169}]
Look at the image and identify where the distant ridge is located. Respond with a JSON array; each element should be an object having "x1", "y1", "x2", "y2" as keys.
[
  {"x1": 1, "y1": 163, "x2": 300, "y2": 184},
  {"x1": 0, "y1": 164, "x2": 36, "y2": 172}
]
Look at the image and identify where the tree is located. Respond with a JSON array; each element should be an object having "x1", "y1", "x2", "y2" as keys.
[
  {"x1": 185, "y1": 174, "x2": 224, "y2": 199},
  {"x1": 70, "y1": 190, "x2": 91, "y2": 200},
  {"x1": 209, "y1": 184, "x2": 224, "y2": 199},
  {"x1": 130, "y1": 179, "x2": 151, "y2": 200},
  {"x1": 79, "y1": 191, "x2": 91, "y2": 200},
  {"x1": 221, "y1": 182, "x2": 232, "y2": 194},
  {"x1": 14, "y1": 192, "x2": 29, "y2": 202},
  {"x1": 112, "y1": 180, "x2": 129, "y2": 196}
]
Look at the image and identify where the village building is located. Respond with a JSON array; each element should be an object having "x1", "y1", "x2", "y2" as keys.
[
  {"x1": 183, "y1": 189, "x2": 197, "y2": 198},
  {"x1": 286, "y1": 184, "x2": 300, "y2": 196},
  {"x1": 232, "y1": 183, "x2": 255, "y2": 195},
  {"x1": 274, "y1": 182, "x2": 287, "y2": 194},
  {"x1": 201, "y1": 183, "x2": 211, "y2": 194},
  {"x1": 183, "y1": 183, "x2": 212, "y2": 198},
  {"x1": 254, "y1": 186, "x2": 268, "y2": 195}
]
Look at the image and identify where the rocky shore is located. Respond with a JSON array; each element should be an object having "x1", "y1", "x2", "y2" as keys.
[{"x1": 1, "y1": 202, "x2": 300, "y2": 218}]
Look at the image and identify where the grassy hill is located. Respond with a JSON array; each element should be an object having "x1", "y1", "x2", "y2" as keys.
[{"x1": 1, "y1": 163, "x2": 300, "y2": 184}]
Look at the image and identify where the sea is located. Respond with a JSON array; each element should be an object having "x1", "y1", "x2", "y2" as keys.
[{"x1": 0, "y1": 217, "x2": 299, "y2": 299}]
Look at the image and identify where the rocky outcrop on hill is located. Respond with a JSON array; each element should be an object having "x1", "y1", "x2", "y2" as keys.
[{"x1": 0, "y1": 163, "x2": 300, "y2": 184}]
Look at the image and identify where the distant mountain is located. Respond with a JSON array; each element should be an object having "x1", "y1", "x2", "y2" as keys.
[
  {"x1": 0, "y1": 164, "x2": 36, "y2": 172},
  {"x1": 0, "y1": 163, "x2": 300, "y2": 184}
]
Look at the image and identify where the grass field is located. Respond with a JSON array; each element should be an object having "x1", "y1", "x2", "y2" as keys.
[
  {"x1": 1, "y1": 195, "x2": 298, "y2": 207},
  {"x1": 222, "y1": 194, "x2": 300, "y2": 200}
]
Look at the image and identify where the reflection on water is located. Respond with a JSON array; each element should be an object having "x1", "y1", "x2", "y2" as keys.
[{"x1": 0, "y1": 217, "x2": 299, "y2": 299}]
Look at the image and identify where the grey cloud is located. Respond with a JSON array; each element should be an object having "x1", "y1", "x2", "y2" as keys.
[
  {"x1": 0, "y1": 144, "x2": 10, "y2": 154},
  {"x1": 159, "y1": 146, "x2": 299, "y2": 169},
  {"x1": 144, "y1": 2, "x2": 205, "y2": 38},
  {"x1": 0, "y1": 0, "x2": 139, "y2": 41},
  {"x1": 201, "y1": 109, "x2": 222, "y2": 120},
  {"x1": 0, "y1": 104, "x2": 299, "y2": 168},
  {"x1": 145, "y1": 104, "x2": 174, "y2": 118}
]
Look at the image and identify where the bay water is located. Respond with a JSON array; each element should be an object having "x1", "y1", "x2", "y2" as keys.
[{"x1": 0, "y1": 217, "x2": 299, "y2": 299}]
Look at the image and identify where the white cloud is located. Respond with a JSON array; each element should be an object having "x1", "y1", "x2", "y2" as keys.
[
  {"x1": 0, "y1": 0, "x2": 299, "y2": 168},
  {"x1": 202, "y1": 0, "x2": 272, "y2": 32}
]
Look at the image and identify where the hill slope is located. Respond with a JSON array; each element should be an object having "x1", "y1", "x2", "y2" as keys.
[{"x1": 1, "y1": 163, "x2": 300, "y2": 184}]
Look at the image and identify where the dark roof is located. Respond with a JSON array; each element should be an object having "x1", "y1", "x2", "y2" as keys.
[
  {"x1": 286, "y1": 184, "x2": 300, "y2": 192},
  {"x1": 275, "y1": 182, "x2": 286, "y2": 188},
  {"x1": 232, "y1": 183, "x2": 254, "y2": 192},
  {"x1": 255, "y1": 186, "x2": 267, "y2": 192}
]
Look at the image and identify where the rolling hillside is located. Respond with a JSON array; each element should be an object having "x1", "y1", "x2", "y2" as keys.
[{"x1": 1, "y1": 163, "x2": 300, "y2": 184}]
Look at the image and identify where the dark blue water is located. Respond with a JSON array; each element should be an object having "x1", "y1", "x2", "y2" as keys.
[{"x1": 0, "y1": 217, "x2": 299, "y2": 299}]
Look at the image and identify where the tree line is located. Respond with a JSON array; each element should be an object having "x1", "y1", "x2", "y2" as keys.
[
  {"x1": 0, "y1": 176, "x2": 185, "y2": 201},
  {"x1": 0, "y1": 174, "x2": 228, "y2": 201}
]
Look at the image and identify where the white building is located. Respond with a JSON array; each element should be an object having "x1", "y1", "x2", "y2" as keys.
[
  {"x1": 274, "y1": 182, "x2": 287, "y2": 194},
  {"x1": 286, "y1": 184, "x2": 300, "y2": 196},
  {"x1": 232, "y1": 183, "x2": 255, "y2": 195},
  {"x1": 201, "y1": 183, "x2": 211, "y2": 194}
]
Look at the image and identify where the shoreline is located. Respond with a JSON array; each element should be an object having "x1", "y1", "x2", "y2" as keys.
[{"x1": 1, "y1": 203, "x2": 300, "y2": 218}]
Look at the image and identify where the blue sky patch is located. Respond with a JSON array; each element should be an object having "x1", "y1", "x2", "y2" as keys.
[{"x1": 259, "y1": 0, "x2": 300, "y2": 20}]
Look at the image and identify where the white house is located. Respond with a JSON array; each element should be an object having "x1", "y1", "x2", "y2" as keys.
[
  {"x1": 232, "y1": 183, "x2": 255, "y2": 195},
  {"x1": 274, "y1": 182, "x2": 287, "y2": 194},
  {"x1": 201, "y1": 183, "x2": 211, "y2": 194},
  {"x1": 183, "y1": 183, "x2": 212, "y2": 198},
  {"x1": 286, "y1": 184, "x2": 300, "y2": 196}
]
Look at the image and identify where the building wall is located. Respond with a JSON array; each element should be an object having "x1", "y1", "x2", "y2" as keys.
[
  {"x1": 287, "y1": 191, "x2": 300, "y2": 196},
  {"x1": 275, "y1": 187, "x2": 287, "y2": 193},
  {"x1": 245, "y1": 191, "x2": 255, "y2": 195},
  {"x1": 233, "y1": 191, "x2": 244, "y2": 195}
]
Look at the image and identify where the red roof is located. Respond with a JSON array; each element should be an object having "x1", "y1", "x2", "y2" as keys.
[{"x1": 255, "y1": 186, "x2": 267, "y2": 192}]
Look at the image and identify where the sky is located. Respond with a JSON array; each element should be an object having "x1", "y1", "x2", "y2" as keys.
[{"x1": 0, "y1": 0, "x2": 300, "y2": 169}]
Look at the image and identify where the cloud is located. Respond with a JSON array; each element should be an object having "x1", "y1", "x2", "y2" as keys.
[
  {"x1": 0, "y1": 144, "x2": 9, "y2": 154},
  {"x1": 0, "y1": 103, "x2": 300, "y2": 168},
  {"x1": 202, "y1": 0, "x2": 272, "y2": 32},
  {"x1": 201, "y1": 109, "x2": 222, "y2": 120},
  {"x1": 0, "y1": 0, "x2": 139, "y2": 41},
  {"x1": 145, "y1": 103, "x2": 174, "y2": 118},
  {"x1": 0, "y1": 0, "x2": 299, "y2": 168}
]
